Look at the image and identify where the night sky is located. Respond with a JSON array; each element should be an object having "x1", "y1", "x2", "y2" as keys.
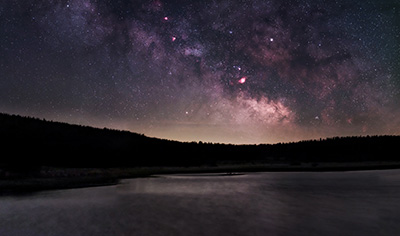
[{"x1": 1, "y1": 0, "x2": 399, "y2": 144}]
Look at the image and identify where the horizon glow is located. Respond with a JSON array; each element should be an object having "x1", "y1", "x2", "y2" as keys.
[{"x1": 0, "y1": 0, "x2": 399, "y2": 144}]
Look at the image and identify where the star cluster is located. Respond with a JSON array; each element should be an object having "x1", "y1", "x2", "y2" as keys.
[{"x1": 0, "y1": 0, "x2": 399, "y2": 143}]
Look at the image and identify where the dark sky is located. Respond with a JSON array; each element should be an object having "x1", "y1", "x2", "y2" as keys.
[{"x1": 1, "y1": 0, "x2": 399, "y2": 144}]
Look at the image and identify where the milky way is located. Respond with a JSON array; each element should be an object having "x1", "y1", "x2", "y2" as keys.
[{"x1": 1, "y1": 0, "x2": 399, "y2": 143}]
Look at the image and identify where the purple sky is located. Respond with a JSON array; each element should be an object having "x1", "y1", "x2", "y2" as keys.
[{"x1": 1, "y1": 0, "x2": 399, "y2": 143}]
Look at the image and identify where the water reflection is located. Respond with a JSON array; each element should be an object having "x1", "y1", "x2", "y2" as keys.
[
  {"x1": 117, "y1": 174, "x2": 249, "y2": 195},
  {"x1": 1, "y1": 170, "x2": 400, "y2": 236}
]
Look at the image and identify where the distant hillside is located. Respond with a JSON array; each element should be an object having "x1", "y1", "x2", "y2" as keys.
[{"x1": 1, "y1": 113, "x2": 399, "y2": 169}]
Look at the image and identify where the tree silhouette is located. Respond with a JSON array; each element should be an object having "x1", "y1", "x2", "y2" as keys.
[{"x1": 0, "y1": 112, "x2": 399, "y2": 175}]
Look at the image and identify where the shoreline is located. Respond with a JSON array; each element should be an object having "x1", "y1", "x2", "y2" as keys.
[{"x1": 2, "y1": 162, "x2": 400, "y2": 195}]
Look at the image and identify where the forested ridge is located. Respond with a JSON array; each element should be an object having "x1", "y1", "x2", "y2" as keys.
[{"x1": 1, "y1": 113, "x2": 399, "y2": 169}]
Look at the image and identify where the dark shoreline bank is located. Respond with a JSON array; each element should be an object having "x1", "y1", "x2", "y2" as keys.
[
  {"x1": 2, "y1": 162, "x2": 400, "y2": 195},
  {"x1": 1, "y1": 113, "x2": 400, "y2": 195}
]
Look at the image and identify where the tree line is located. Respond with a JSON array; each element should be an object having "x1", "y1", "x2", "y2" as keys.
[{"x1": 1, "y1": 113, "x2": 399, "y2": 171}]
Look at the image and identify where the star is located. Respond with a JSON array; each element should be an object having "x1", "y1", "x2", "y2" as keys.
[
  {"x1": 0, "y1": 0, "x2": 398, "y2": 144},
  {"x1": 233, "y1": 65, "x2": 241, "y2": 71}
]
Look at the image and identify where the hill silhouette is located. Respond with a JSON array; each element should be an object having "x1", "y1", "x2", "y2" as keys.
[{"x1": 1, "y1": 112, "x2": 400, "y2": 173}]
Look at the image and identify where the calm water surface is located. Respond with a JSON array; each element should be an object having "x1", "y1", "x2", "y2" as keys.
[{"x1": 1, "y1": 170, "x2": 400, "y2": 236}]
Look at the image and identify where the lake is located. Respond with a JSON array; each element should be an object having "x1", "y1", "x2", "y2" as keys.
[{"x1": 1, "y1": 170, "x2": 400, "y2": 235}]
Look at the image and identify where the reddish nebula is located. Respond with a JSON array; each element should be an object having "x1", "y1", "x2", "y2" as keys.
[{"x1": 238, "y1": 77, "x2": 246, "y2": 84}]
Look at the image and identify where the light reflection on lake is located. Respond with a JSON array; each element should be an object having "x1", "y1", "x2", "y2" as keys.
[{"x1": 1, "y1": 170, "x2": 400, "y2": 236}]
